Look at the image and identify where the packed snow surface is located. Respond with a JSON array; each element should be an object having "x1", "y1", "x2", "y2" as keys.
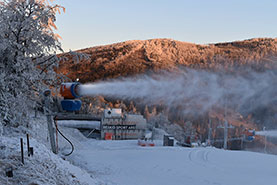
[
  {"x1": 58, "y1": 120, "x2": 100, "y2": 130},
  {"x1": 67, "y1": 139, "x2": 277, "y2": 185}
]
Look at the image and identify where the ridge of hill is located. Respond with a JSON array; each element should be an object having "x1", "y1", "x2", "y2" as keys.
[{"x1": 58, "y1": 38, "x2": 277, "y2": 82}]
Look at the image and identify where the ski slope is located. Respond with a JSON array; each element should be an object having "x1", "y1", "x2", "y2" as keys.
[{"x1": 66, "y1": 139, "x2": 277, "y2": 185}]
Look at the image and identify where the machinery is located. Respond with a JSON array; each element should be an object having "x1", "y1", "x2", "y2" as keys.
[
  {"x1": 43, "y1": 82, "x2": 89, "y2": 155},
  {"x1": 60, "y1": 82, "x2": 82, "y2": 111},
  {"x1": 243, "y1": 129, "x2": 255, "y2": 142},
  {"x1": 44, "y1": 82, "x2": 148, "y2": 155}
]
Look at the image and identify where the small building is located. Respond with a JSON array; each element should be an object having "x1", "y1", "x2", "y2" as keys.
[
  {"x1": 101, "y1": 108, "x2": 147, "y2": 140},
  {"x1": 163, "y1": 135, "x2": 174, "y2": 146}
]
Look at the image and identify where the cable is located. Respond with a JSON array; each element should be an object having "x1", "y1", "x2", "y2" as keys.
[{"x1": 54, "y1": 118, "x2": 74, "y2": 156}]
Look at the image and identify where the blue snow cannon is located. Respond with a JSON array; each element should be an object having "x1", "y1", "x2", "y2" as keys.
[{"x1": 60, "y1": 99, "x2": 82, "y2": 112}]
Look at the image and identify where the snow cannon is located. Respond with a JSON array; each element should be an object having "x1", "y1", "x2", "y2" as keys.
[
  {"x1": 60, "y1": 82, "x2": 81, "y2": 99},
  {"x1": 243, "y1": 129, "x2": 255, "y2": 142},
  {"x1": 60, "y1": 82, "x2": 82, "y2": 111}
]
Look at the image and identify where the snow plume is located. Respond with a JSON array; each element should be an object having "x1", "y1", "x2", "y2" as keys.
[
  {"x1": 79, "y1": 69, "x2": 277, "y2": 116},
  {"x1": 256, "y1": 130, "x2": 277, "y2": 137}
]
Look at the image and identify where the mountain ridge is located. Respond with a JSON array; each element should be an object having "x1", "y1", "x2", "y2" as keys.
[{"x1": 58, "y1": 37, "x2": 277, "y2": 82}]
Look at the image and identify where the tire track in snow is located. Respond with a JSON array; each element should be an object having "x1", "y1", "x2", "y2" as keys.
[
  {"x1": 188, "y1": 148, "x2": 216, "y2": 168},
  {"x1": 188, "y1": 149, "x2": 209, "y2": 167},
  {"x1": 204, "y1": 150, "x2": 211, "y2": 162}
]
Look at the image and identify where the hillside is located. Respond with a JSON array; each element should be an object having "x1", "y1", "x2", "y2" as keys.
[
  {"x1": 58, "y1": 38, "x2": 277, "y2": 82},
  {"x1": 57, "y1": 38, "x2": 277, "y2": 151}
]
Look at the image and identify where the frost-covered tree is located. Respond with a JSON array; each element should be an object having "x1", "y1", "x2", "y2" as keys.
[
  {"x1": 0, "y1": 0, "x2": 64, "y2": 128},
  {"x1": 0, "y1": 0, "x2": 64, "y2": 57},
  {"x1": 0, "y1": 0, "x2": 65, "y2": 76}
]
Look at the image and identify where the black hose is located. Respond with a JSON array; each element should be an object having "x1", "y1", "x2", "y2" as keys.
[{"x1": 54, "y1": 118, "x2": 74, "y2": 156}]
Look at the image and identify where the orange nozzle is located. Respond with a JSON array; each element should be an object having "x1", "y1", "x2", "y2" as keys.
[{"x1": 60, "y1": 82, "x2": 81, "y2": 99}]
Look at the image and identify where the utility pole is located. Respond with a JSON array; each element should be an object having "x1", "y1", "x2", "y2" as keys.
[
  {"x1": 223, "y1": 100, "x2": 228, "y2": 149},
  {"x1": 217, "y1": 119, "x2": 234, "y2": 150},
  {"x1": 263, "y1": 126, "x2": 267, "y2": 154},
  {"x1": 207, "y1": 118, "x2": 212, "y2": 146},
  {"x1": 44, "y1": 90, "x2": 57, "y2": 154},
  {"x1": 223, "y1": 120, "x2": 228, "y2": 149},
  {"x1": 217, "y1": 101, "x2": 234, "y2": 150}
]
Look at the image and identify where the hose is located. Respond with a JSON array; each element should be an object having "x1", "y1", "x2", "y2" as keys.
[{"x1": 54, "y1": 118, "x2": 74, "y2": 156}]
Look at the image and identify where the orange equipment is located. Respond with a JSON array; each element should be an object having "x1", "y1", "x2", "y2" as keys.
[
  {"x1": 105, "y1": 133, "x2": 113, "y2": 140},
  {"x1": 60, "y1": 82, "x2": 81, "y2": 99}
]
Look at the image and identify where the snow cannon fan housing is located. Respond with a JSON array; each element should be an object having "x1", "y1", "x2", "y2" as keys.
[
  {"x1": 60, "y1": 82, "x2": 81, "y2": 99},
  {"x1": 60, "y1": 82, "x2": 82, "y2": 111}
]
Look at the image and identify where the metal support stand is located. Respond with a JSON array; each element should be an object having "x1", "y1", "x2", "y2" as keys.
[
  {"x1": 47, "y1": 114, "x2": 57, "y2": 154},
  {"x1": 44, "y1": 90, "x2": 58, "y2": 154}
]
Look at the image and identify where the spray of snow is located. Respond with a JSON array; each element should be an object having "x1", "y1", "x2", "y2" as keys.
[
  {"x1": 256, "y1": 130, "x2": 277, "y2": 137},
  {"x1": 78, "y1": 69, "x2": 277, "y2": 116}
]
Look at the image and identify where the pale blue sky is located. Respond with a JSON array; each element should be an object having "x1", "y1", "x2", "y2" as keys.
[{"x1": 55, "y1": 0, "x2": 277, "y2": 52}]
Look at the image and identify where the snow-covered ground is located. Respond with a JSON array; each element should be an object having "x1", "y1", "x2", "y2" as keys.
[
  {"x1": 2, "y1": 116, "x2": 277, "y2": 185},
  {"x1": 66, "y1": 137, "x2": 277, "y2": 185},
  {"x1": 0, "y1": 136, "x2": 97, "y2": 185},
  {"x1": 0, "y1": 116, "x2": 99, "y2": 185}
]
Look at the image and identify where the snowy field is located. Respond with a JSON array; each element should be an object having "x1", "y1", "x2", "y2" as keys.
[{"x1": 66, "y1": 138, "x2": 277, "y2": 185}]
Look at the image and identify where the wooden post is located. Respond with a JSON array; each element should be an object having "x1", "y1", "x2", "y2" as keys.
[
  {"x1": 29, "y1": 147, "x2": 34, "y2": 156},
  {"x1": 20, "y1": 138, "x2": 24, "y2": 164},
  {"x1": 26, "y1": 134, "x2": 30, "y2": 157},
  {"x1": 5, "y1": 167, "x2": 13, "y2": 177}
]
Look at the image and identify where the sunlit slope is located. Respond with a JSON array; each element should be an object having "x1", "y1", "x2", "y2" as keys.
[{"x1": 58, "y1": 38, "x2": 277, "y2": 82}]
